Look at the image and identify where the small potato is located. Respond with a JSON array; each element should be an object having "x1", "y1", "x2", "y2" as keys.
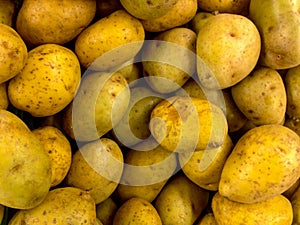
[
  {"x1": 142, "y1": 27, "x2": 197, "y2": 94},
  {"x1": 196, "y1": 213, "x2": 217, "y2": 225},
  {"x1": 231, "y1": 67, "x2": 286, "y2": 126},
  {"x1": 197, "y1": 0, "x2": 250, "y2": 15},
  {"x1": 113, "y1": 197, "x2": 162, "y2": 225},
  {"x1": 189, "y1": 12, "x2": 215, "y2": 34},
  {"x1": 284, "y1": 117, "x2": 300, "y2": 137},
  {"x1": 154, "y1": 173, "x2": 209, "y2": 225},
  {"x1": 0, "y1": 23, "x2": 27, "y2": 84},
  {"x1": 212, "y1": 192, "x2": 293, "y2": 225},
  {"x1": 219, "y1": 124, "x2": 300, "y2": 204},
  {"x1": 66, "y1": 138, "x2": 124, "y2": 204},
  {"x1": 115, "y1": 138, "x2": 177, "y2": 203},
  {"x1": 0, "y1": 0, "x2": 15, "y2": 26},
  {"x1": 32, "y1": 126, "x2": 72, "y2": 187},
  {"x1": 8, "y1": 43, "x2": 81, "y2": 117},
  {"x1": 75, "y1": 9, "x2": 145, "y2": 70},
  {"x1": 8, "y1": 187, "x2": 96, "y2": 225},
  {"x1": 0, "y1": 82, "x2": 8, "y2": 109},
  {"x1": 96, "y1": 198, "x2": 118, "y2": 225},
  {"x1": 285, "y1": 65, "x2": 300, "y2": 118},
  {"x1": 16, "y1": 0, "x2": 96, "y2": 46},
  {"x1": 142, "y1": 0, "x2": 197, "y2": 32},
  {"x1": 179, "y1": 135, "x2": 233, "y2": 191}
]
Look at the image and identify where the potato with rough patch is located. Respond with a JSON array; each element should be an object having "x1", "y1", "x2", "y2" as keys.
[
  {"x1": 8, "y1": 187, "x2": 96, "y2": 225},
  {"x1": 8, "y1": 43, "x2": 81, "y2": 117},
  {"x1": 219, "y1": 124, "x2": 300, "y2": 204},
  {"x1": 32, "y1": 126, "x2": 72, "y2": 187},
  {"x1": 113, "y1": 197, "x2": 162, "y2": 225}
]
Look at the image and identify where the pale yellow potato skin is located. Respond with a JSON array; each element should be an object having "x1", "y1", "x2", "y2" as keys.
[
  {"x1": 8, "y1": 43, "x2": 81, "y2": 117},
  {"x1": 0, "y1": 109, "x2": 52, "y2": 209},
  {"x1": 32, "y1": 126, "x2": 72, "y2": 187},
  {"x1": 75, "y1": 9, "x2": 145, "y2": 70},
  {"x1": 154, "y1": 174, "x2": 209, "y2": 225},
  {"x1": 66, "y1": 138, "x2": 124, "y2": 204},
  {"x1": 0, "y1": 0, "x2": 15, "y2": 26},
  {"x1": 179, "y1": 135, "x2": 233, "y2": 191},
  {"x1": 231, "y1": 67, "x2": 287, "y2": 126},
  {"x1": 142, "y1": 0, "x2": 197, "y2": 32},
  {"x1": 0, "y1": 82, "x2": 8, "y2": 110},
  {"x1": 212, "y1": 192, "x2": 293, "y2": 225},
  {"x1": 196, "y1": 13, "x2": 261, "y2": 89},
  {"x1": 8, "y1": 187, "x2": 96, "y2": 225},
  {"x1": 113, "y1": 197, "x2": 162, "y2": 225},
  {"x1": 285, "y1": 65, "x2": 300, "y2": 119},
  {"x1": 96, "y1": 198, "x2": 118, "y2": 225},
  {"x1": 197, "y1": 0, "x2": 250, "y2": 15},
  {"x1": 16, "y1": 0, "x2": 96, "y2": 46},
  {"x1": 219, "y1": 124, "x2": 300, "y2": 204},
  {"x1": 0, "y1": 23, "x2": 27, "y2": 84}
]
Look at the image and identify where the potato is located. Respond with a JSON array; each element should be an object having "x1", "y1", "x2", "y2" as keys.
[
  {"x1": 189, "y1": 12, "x2": 215, "y2": 34},
  {"x1": 231, "y1": 67, "x2": 286, "y2": 126},
  {"x1": 150, "y1": 96, "x2": 228, "y2": 152},
  {"x1": 16, "y1": 0, "x2": 96, "y2": 46},
  {"x1": 8, "y1": 43, "x2": 81, "y2": 117},
  {"x1": 142, "y1": 0, "x2": 197, "y2": 32},
  {"x1": 113, "y1": 197, "x2": 162, "y2": 225},
  {"x1": 197, "y1": 0, "x2": 250, "y2": 15},
  {"x1": 66, "y1": 138, "x2": 124, "y2": 204},
  {"x1": 196, "y1": 213, "x2": 217, "y2": 225},
  {"x1": 284, "y1": 117, "x2": 300, "y2": 137},
  {"x1": 0, "y1": 109, "x2": 52, "y2": 209},
  {"x1": 154, "y1": 173, "x2": 209, "y2": 225},
  {"x1": 0, "y1": 82, "x2": 8, "y2": 110},
  {"x1": 96, "y1": 0, "x2": 123, "y2": 18},
  {"x1": 120, "y1": 0, "x2": 178, "y2": 20},
  {"x1": 115, "y1": 138, "x2": 177, "y2": 203},
  {"x1": 110, "y1": 60, "x2": 142, "y2": 85},
  {"x1": 8, "y1": 187, "x2": 96, "y2": 225},
  {"x1": 96, "y1": 198, "x2": 118, "y2": 225},
  {"x1": 71, "y1": 72, "x2": 130, "y2": 142},
  {"x1": 179, "y1": 135, "x2": 233, "y2": 191},
  {"x1": 291, "y1": 185, "x2": 300, "y2": 224},
  {"x1": 0, "y1": 23, "x2": 27, "y2": 84},
  {"x1": 196, "y1": 13, "x2": 261, "y2": 89},
  {"x1": 142, "y1": 27, "x2": 197, "y2": 94},
  {"x1": 219, "y1": 124, "x2": 300, "y2": 204},
  {"x1": 75, "y1": 9, "x2": 145, "y2": 70},
  {"x1": 0, "y1": 0, "x2": 15, "y2": 26},
  {"x1": 32, "y1": 126, "x2": 72, "y2": 187},
  {"x1": 285, "y1": 65, "x2": 300, "y2": 119},
  {"x1": 212, "y1": 192, "x2": 293, "y2": 225}
]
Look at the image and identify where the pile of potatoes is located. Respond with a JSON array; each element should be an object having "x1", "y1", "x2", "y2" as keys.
[{"x1": 1, "y1": 0, "x2": 300, "y2": 224}]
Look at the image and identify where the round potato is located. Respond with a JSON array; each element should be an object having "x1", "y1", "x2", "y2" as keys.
[
  {"x1": 196, "y1": 13, "x2": 261, "y2": 89},
  {"x1": 142, "y1": 0, "x2": 197, "y2": 32},
  {"x1": 0, "y1": 23, "x2": 27, "y2": 84},
  {"x1": 75, "y1": 9, "x2": 145, "y2": 70},
  {"x1": 16, "y1": 0, "x2": 96, "y2": 46},
  {"x1": 66, "y1": 138, "x2": 124, "y2": 204},
  {"x1": 8, "y1": 43, "x2": 81, "y2": 117},
  {"x1": 219, "y1": 124, "x2": 300, "y2": 204},
  {"x1": 32, "y1": 126, "x2": 72, "y2": 187},
  {"x1": 8, "y1": 187, "x2": 96, "y2": 225},
  {"x1": 231, "y1": 67, "x2": 286, "y2": 126}
]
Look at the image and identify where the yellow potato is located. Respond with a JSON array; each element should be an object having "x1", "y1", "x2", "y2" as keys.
[
  {"x1": 115, "y1": 138, "x2": 177, "y2": 203},
  {"x1": 75, "y1": 9, "x2": 145, "y2": 70},
  {"x1": 8, "y1": 187, "x2": 96, "y2": 225},
  {"x1": 113, "y1": 197, "x2": 162, "y2": 225},
  {"x1": 110, "y1": 61, "x2": 142, "y2": 85},
  {"x1": 285, "y1": 65, "x2": 300, "y2": 119},
  {"x1": 16, "y1": 0, "x2": 96, "y2": 46},
  {"x1": 212, "y1": 192, "x2": 293, "y2": 225},
  {"x1": 8, "y1": 43, "x2": 81, "y2": 117},
  {"x1": 66, "y1": 138, "x2": 124, "y2": 204},
  {"x1": 0, "y1": 82, "x2": 8, "y2": 109},
  {"x1": 179, "y1": 135, "x2": 233, "y2": 191},
  {"x1": 32, "y1": 126, "x2": 72, "y2": 187},
  {"x1": 0, "y1": 0, "x2": 15, "y2": 26},
  {"x1": 154, "y1": 173, "x2": 209, "y2": 225},
  {"x1": 142, "y1": 0, "x2": 197, "y2": 32},
  {"x1": 0, "y1": 23, "x2": 27, "y2": 84},
  {"x1": 231, "y1": 66, "x2": 286, "y2": 126},
  {"x1": 196, "y1": 213, "x2": 217, "y2": 225},
  {"x1": 0, "y1": 109, "x2": 52, "y2": 209},
  {"x1": 189, "y1": 12, "x2": 215, "y2": 34},
  {"x1": 96, "y1": 198, "x2": 118, "y2": 225},
  {"x1": 219, "y1": 124, "x2": 300, "y2": 204},
  {"x1": 197, "y1": 0, "x2": 250, "y2": 15},
  {"x1": 196, "y1": 13, "x2": 261, "y2": 89},
  {"x1": 150, "y1": 96, "x2": 228, "y2": 152}
]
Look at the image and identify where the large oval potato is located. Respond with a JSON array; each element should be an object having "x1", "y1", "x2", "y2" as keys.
[
  {"x1": 8, "y1": 43, "x2": 81, "y2": 117},
  {"x1": 16, "y1": 0, "x2": 96, "y2": 46}
]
